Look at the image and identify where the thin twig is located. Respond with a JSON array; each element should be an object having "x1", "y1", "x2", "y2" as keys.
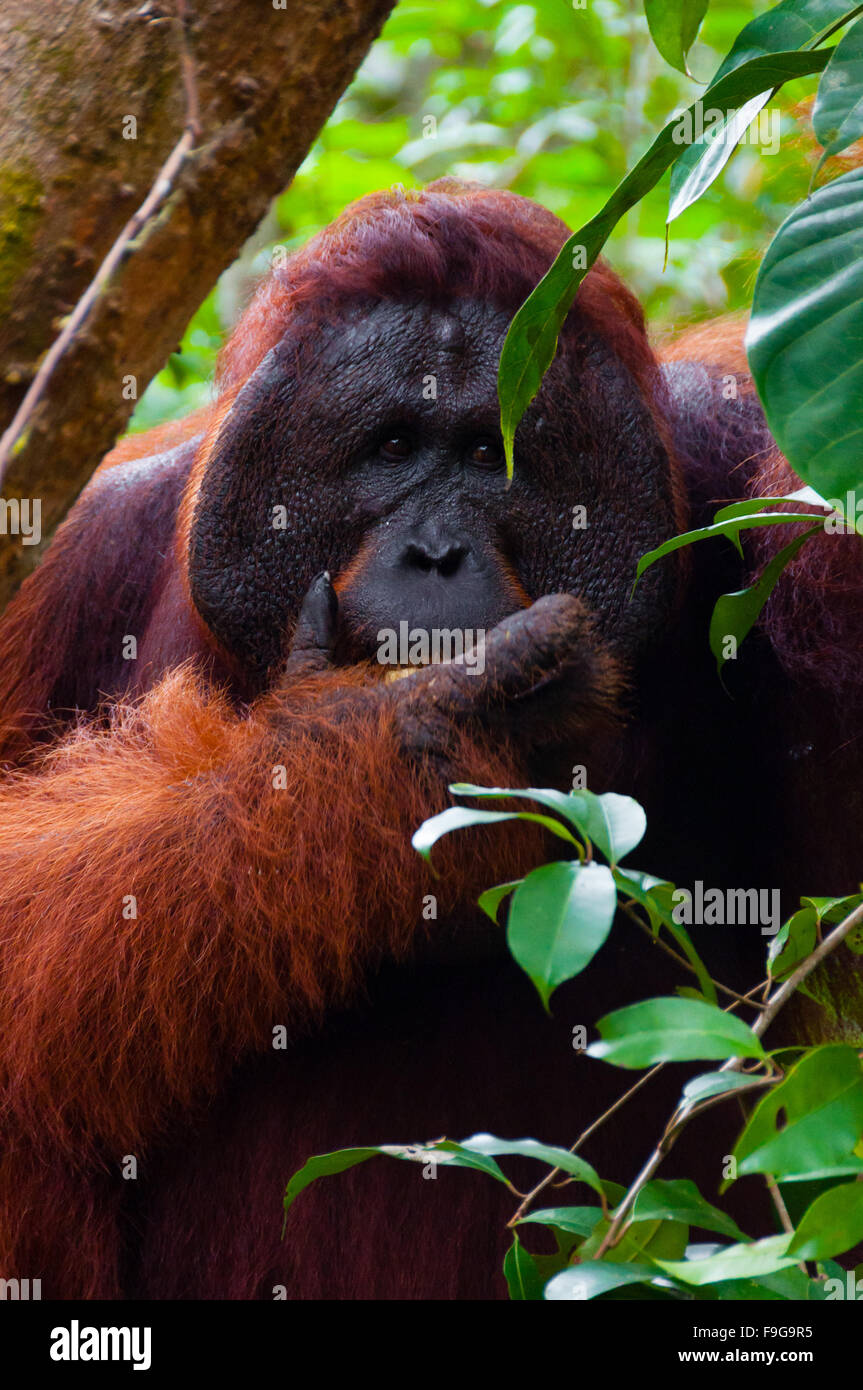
[
  {"x1": 765, "y1": 1174, "x2": 795, "y2": 1236},
  {"x1": 620, "y1": 900, "x2": 766, "y2": 1008},
  {"x1": 0, "y1": 1, "x2": 201, "y2": 487},
  {"x1": 507, "y1": 1063, "x2": 665, "y2": 1226},
  {"x1": 176, "y1": 0, "x2": 200, "y2": 134},
  {"x1": 570, "y1": 1062, "x2": 665, "y2": 1156},
  {"x1": 765, "y1": 1173, "x2": 811, "y2": 1273}
]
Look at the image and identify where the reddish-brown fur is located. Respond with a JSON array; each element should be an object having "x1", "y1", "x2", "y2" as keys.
[{"x1": 0, "y1": 663, "x2": 540, "y2": 1295}]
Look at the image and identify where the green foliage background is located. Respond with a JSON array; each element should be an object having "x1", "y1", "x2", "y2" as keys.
[{"x1": 130, "y1": 0, "x2": 815, "y2": 434}]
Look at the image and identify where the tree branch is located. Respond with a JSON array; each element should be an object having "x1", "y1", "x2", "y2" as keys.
[{"x1": 0, "y1": 13, "x2": 200, "y2": 488}]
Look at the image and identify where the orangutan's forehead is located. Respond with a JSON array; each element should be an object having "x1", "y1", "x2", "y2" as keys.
[{"x1": 314, "y1": 298, "x2": 510, "y2": 382}]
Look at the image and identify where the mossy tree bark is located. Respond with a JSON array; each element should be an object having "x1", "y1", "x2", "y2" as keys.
[{"x1": 0, "y1": 0, "x2": 395, "y2": 609}]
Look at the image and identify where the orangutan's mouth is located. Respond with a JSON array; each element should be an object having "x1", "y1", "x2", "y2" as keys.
[{"x1": 381, "y1": 659, "x2": 452, "y2": 684}]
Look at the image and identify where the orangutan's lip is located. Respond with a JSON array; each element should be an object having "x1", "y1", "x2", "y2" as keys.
[
  {"x1": 382, "y1": 664, "x2": 424, "y2": 684},
  {"x1": 381, "y1": 657, "x2": 460, "y2": 684}
]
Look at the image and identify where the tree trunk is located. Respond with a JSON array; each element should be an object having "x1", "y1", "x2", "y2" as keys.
[{"x1": 0, "y1": 0, "x2": 395, "y2": 609}]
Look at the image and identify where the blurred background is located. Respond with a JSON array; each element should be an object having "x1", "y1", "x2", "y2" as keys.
[{"x1": 130, "y1": 0, "x2": 815, "y2": 434}]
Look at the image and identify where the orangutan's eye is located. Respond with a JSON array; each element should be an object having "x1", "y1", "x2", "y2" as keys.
[
  {"x1": 469, "y1": 438, "x2": 503, "y2": 469},
  {"x1": 379, "y1": 436, "x2": 412, "y2": 462}
]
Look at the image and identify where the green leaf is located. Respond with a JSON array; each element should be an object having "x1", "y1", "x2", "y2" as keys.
[
  {"x1": 544, "y1": 1262, "x2": 660, "y2": 1300},
  {"x1": 613, "y1": 869, "x2": 717, "y2": 1004},
  {"x1": 427, "y1": 1140, "x2": 513, "y2": 1183},
  {"x1": 710, "y1": 0, "x2": 860, "y2": 85},
  {"x1": 682, "y1": 1069, "x2": 771, "y2": 1103},
  {"x1": 802, "y1": 891, "x2": 863, "y2": 922},
  {"x1": 722, "y1": 1264, "x2": 836, "y2": 1299},
  {"x1": 779, "y1": 1173, "x2": 857, "y2": 1225},
  {"x1": 589, "y1": 996, "x2": 766, "y2": 1068},
  {"x1": 657, "y1": 1234, "x2": 797, "y2": 1285},
  {"x1": 505, "y1": 1213, "x2": 587, "y2": 1298},
  {"x1": 733, "y1": 1045, "x2": 863, "y2": 1180},
  {"x1": 813, "y1": 14, "x2": 863, "y2": 160},
  {"x1": 577, "y1": 1212, "x2": 688, "y2": 1264},
  {"x1": 507, "y1": 860, "x2": 617, "y2": 1009},
  {"x1": 645, "y1": 0, "x2": 709, "y2": 75},
  {"x1": 503, "y1": 1234, "x2": 545, "y2": 1300},
  {"x1": 800, "y1": 893, "x2": 863, "y2": 954},
  {"x1": 781, "y1": 1163, "x2": 863, "y2": 1182},
  {"x1": 450, "y1": 784, "x2": 646, "y2": 863},
  {"x1": 789, "y1": 1180, "x2": 863, "y2": 1259},
  {"x1": 516, "y1": 1206, "x2": 604, "y2": 1237},
  {"x1": 668, "y1": 94, "x2": 771, "y2": 225},
  {"x1": 569, "y1": 791, "x2": 647, "y2": 864},
  {"x1": 613, "y1": 869, "x2": 676, "y2": 940},
  {"x1": 284, "y1": 1146, "x2": 385, "y2": 1214},
  {"x1": 632, "y1": 1178, "x2": 750, "y2": 1242},
  {"x1": 624, "y1": 1218, "x2": 690, "y2": 1263},
  {"x1": 668, "y1": 929, "x2": 719, "y2": 1005},
  {"x1": 477, "y1": 879, "x2": 522, "y2": 925},
  {"x1": 713, "y1": 489, "x2": 832, "y2": 523},
  {"x1": 612, "y1": 867, "x2": 672, "y2": 904},
  {"x1": 411, "y1": 804, "x2": 579, "y2": 861},
  {"x1": 497, "y1": 48, "x2": 830, "y2": 477},
  {"x1": 635, "y1": 510, "x2": 828, "y2": 585},
  {"x1": 768, "y1": 907, "x2": 818, "y2": 981},
  {"x1": 453, "y1": 1134, "x2": 605, "y2": 1197},
  {"x1": 284, "y1": 1138, "x2": 515, "y2": 1215},
  {"x1": 709, "y1": 525, "x2": 822, "y2": 672},
  {"x1": 710, "y1": 1270, "x2": 811, "y2": 1299},
  {"x1": 747, "y1": 164, "x2": 863, "y2": 501}
]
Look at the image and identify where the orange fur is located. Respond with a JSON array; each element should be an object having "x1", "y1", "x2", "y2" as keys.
[
  {"x1": 658, "y1": 312, "x2": 751, "y2": 377},
  {"x1": 99, "y1": 404, "x2": 215, "y2": 468},
  {"x1": 0, "y1": 662, "x2": 535, "y2": 1293}
]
